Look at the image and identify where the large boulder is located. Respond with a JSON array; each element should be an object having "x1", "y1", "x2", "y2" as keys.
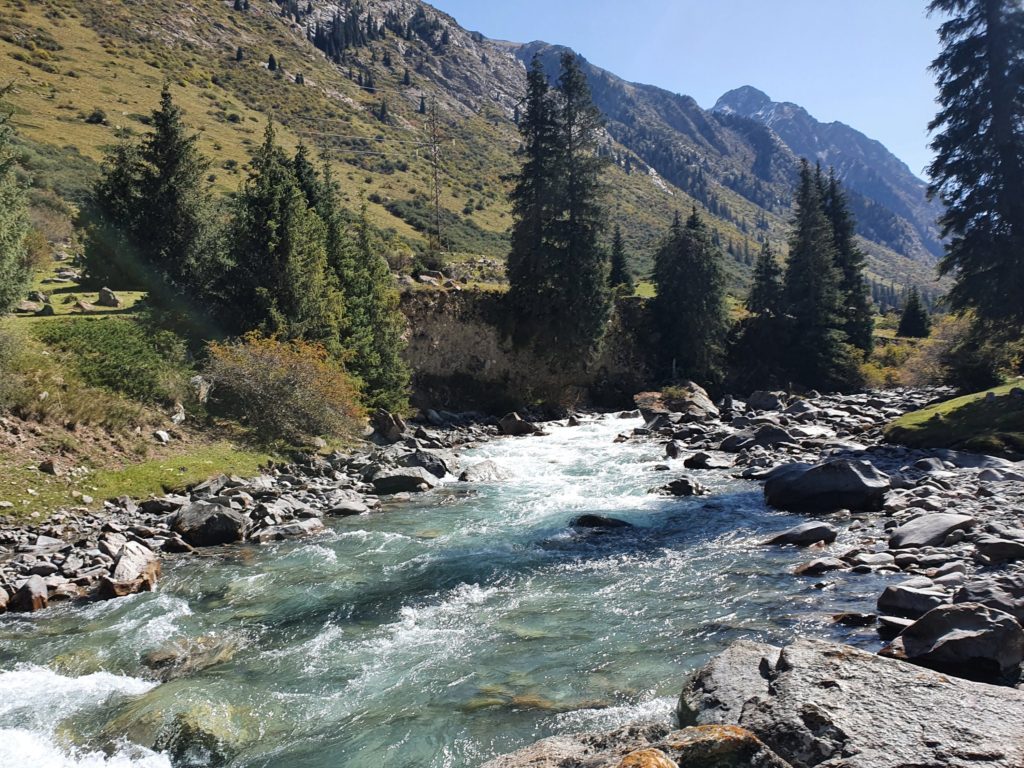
[
  {"x1": 171, "y1": 502, "x2": 249, "y2": 547},
  {"x1": 396, "y1": 450, "x2": 450, "y2": 479},
  {"x1": 459, "y1": 460, "x2": 513, "y2": 483},
  {"x1": 763, "y1": 522, "x2": 837, "y2": 547},
  {"x1": 8, "y1": 574, "x2": 49, "y2": 613},
  {"x1": 955, "y1": 574, "x2": 1024, "y2": 621},
  {"x1": 876, "y1": 583, "x2": 949, "y2": 618},
  {"x1": 499, "y1": 412, "x2": 541, "y2": 436},
  {"x1": 481, "y1": 722, "x2": 791, "y2": 768},
  {"x1": 888, "y1": 512, "x2": 976, "y2": 549},
  {"x1": 678, "y1": 637, "x2": 1024, "y2": 768},
  {"x1": 747, "y1": 391, "x2": 788, "y2": 411},
  {"x1": 880, "y1": 602, "x2": 1024, "y2": 682},
  {"x1": 764, "y1": 460, "x2": 890, "y2": 513},
  {"x1": 753, "y1": 425, "x2": 797, "y2": 447},
  {"x1": 97, "y1": 541, "x2": 161, "y2": 599},
  {"x1": 662, "y1": 381, "x2": 720, "y2": 423},
  {"x1": 371, "y1": 409, "x2": 406, "y2": 443},
  {"x1": 371, "y1": 467, "x2": 437, "y2": 494},
  {"x1": 975, "y1": 534, "x2": 1024, "y2": 563}
]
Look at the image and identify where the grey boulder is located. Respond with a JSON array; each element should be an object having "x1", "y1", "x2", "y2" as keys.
[
  {"x1": 955, "y1": 574, "x2": 1024, "y2": 621},
  {"x1": 171, "y1": 502, "x2": 249, "y2": 547},
  {"x1": 763, "y1": 522, "x2": 838, "y2": 547},
  {"x1": 887, "y1": 512, "x2": 976, "y2": 549},
  {"x1": 876, "y1": 583, "x2": 949, "y2": 618},
  {"x1": 371, "y1": 467, "x2": 438, "y2": 494},
  {"x1": 764, "y1": 460, "x2": 890, "y2": 513},
  {"x1": 499, "y1": 412, "x2": 541, "y2": 436},
  {"x1": 881, "y1": 602, "x2": 1024, "y2": 682},
  {"x1": 678, "y1": 637, "x2": 1024, "y2": 768}
]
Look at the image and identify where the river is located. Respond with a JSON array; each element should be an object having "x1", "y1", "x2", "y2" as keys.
[{"x1": 0, "y1": 414, "x2": 891, "y2": 767}]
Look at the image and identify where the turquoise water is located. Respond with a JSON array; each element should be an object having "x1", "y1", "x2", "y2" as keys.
[{"x1": 0, "y1": 415, "x2": 888, "y2": 767}]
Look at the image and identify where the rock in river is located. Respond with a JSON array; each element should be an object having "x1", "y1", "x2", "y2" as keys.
[
  {"x1": 763, "y1": 522, "x2": 838, "y2": 547},
  {"x1": 459, "y1": 460, "x2": 513, "y2": 483},
  {"x1": 677, "y1": 637, "x2": 1024, "y2": 768},
  {"x1": 764, "y1": 459, "x2": 890, "y2": 513},
  {"x1": 8, "y1": 574, "x2": 48, "y2": 613}
]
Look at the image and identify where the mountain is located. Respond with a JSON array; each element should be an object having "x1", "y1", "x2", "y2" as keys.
[
  {"x1": 0, "y1": 0, "x2": 942, "y2": 293},
  {"x1": 714, "y1": 85, "x2": 944, "y2": 262}
]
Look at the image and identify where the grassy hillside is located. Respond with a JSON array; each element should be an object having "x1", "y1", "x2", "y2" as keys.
[{"x1": 0, "y1": 0, "x2": 943, "y2": 293}]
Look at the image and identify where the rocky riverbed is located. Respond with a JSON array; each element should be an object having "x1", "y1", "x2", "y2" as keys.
[{"x1": 3, "y1": 386, "x2": 1024, "y2": 767}]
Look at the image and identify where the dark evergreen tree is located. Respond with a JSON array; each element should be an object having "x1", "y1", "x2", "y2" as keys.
[
  {"x1": 225, "y1": 122, "x2": 343, "y2": 349},
  {"x1": 507, "y1": 53, "x2": 611, "y2": 359},
  {"x1": 782, "y1": 161, "x2": 861, "y2": 391},
  {"x1": 746, "y1": 241, "x2": 783, "y2": 318},
  {"x1": 608, "y1": 223, "x2": 633, "y2": 290},
  {"x1": 268, "y1": 54, "x2": 277, "y2": 71},
  {"x1": 235, "y1": 46, "x2": 244, "y2": 62},
  {"x1": 652, "y1": 208, "x2": 728, "y2": 385},
  {"x1": 82, "y1": 85, "x2": 222, "y2": 306},
  {"x1": 418, "y1": 96, "x2": 427, "y2": 115},
  {"x1": 823, "y1": 169, "x2": 874, "y2": 355},
  {"x1": 897, "y1": 286, "x2": 932, "y2": 338},
  {"x1": 0, "y1": 86, "x2": 29, "y2": 313},
  {"x1": 378, "y1": 98, "x2": 389, "y2": 123},
  {"x1": 929, "y1": 0, "x2": 1024, "y2": 329},
  {"x1": 402, "y1": 68, "x2": 411, "y2": 86}
]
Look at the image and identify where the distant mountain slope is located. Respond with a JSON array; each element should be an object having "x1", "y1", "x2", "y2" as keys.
[
  {"x1": 0, "y1": 0, "x2": 942, "y2": 293},
  {"x1": 714, "y1": 85, "x2": 944, "y2": 262}
]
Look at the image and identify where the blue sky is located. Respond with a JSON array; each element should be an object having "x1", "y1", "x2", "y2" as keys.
[{"x1": 429, "y1": 0, "x2": 942, "y2": 179}]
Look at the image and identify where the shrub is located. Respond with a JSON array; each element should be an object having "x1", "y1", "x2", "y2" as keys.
[
  {"x1": 205, "y1": 334, "x2": 364, "y2": 443},
  {"x1": 34, "y1": 317, "x2": 190, "y2": 404}
]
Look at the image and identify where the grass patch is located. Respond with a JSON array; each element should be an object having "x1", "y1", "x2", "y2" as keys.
[
  {"x1": 884, "y1": 382, "x2": 1024, "y2": 458},
  {"x1": 88, "y1": 441, "x2": 273, "y2": 501}
]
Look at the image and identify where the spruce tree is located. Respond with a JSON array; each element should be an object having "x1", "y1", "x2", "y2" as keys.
[
  {"x1": 823, "y1": 169, "x2": 874, "y2": 354},
  {"x1": 506, "y1": 53, "x2": 611, "y2": 359},
  {"x1": 728, "y1": 241, "x2": 786, "y2": 391},
  {"x1": 268, "y1": 54, "x2": 277, "y2": 71},
  {"x1": 746, "y1": 241, "x2": 783, "y2": 318},
  {"x1": 652, "y1": 208, "x2": 728, "y2": 386},
  {"x1": 226, "y1": 122, "x2": 343, "y2": 349},
  {"x1": 82, "y1": 86, "x2": 221, "y2": 305},
  {"x1": 897, "y1": 286, "x2": 932, "y2": 338},
  {"x1": 608, "y1": 223, "x2": 633, "y2": 291},
  {"x1": 929, "y1": 0, "x2": 1024, "y2": 329},
  {"x1": 0, "y1": 87, "x2": 29, "y2": 314},
  {"x1": 782, "y1": 161, "x2": 860, "y2": 391}
]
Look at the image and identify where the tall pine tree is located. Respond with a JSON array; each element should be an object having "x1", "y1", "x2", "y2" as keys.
[
  {"x1": 506, "y1": 53, "x2": 611, "y2": 359},
  {"x1": 728, "y1": 241, "x2": 786, "y2": 391},
  {"x1": 0, "y1": 86, "x2": 31, "y2": 314},
  {"x1": 652, "y1": 208, "x2": 728, "y2": 386},
  {"x1": 823, "y1": 169, "x2": 874, "y2": 355},
  {"x1": 782, "y1": 161, "x2": 861, "y2": 391},
  {"x1": 226, "y1": 122, "x2": 343, "y2": 350},
  {"x1": 608, "y1": 223, "x2": 633, "y2": 291},
  {"x1": 929, "y1": 0, "x2": 1024, "y2": 329},
  {"x1": 83, "y1": 85, "x2": 222, "y2": 305},
  {"x1": 897, "y1": 286, "x2": 932, "y2": 338}
]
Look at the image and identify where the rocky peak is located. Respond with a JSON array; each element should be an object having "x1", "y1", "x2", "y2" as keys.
[{"x1": 713, "y1": 85, "x2": 773, "y2": 117}]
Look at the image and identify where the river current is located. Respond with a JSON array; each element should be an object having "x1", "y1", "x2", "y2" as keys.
[{"x1": 0, "y1": 414, "x2": 890, "y2": 767}]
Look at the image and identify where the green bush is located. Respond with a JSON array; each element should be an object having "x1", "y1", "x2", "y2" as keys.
[{"x1": 34, "y1": 317, "x2": 190, "y2": 404}]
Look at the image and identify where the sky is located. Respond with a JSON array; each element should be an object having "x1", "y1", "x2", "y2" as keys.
[{"x1": 428, "y1": 0, "x2": 942, "y2": 179}]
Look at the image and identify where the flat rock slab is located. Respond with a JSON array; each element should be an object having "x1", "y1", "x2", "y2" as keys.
[
  {"x1": 678, "y1": 637, "x2": 1024, "y2": 768},
  {"x1": 888, "y1": 513, "x2": 976, "y2": 549},
  {"x1": 764, "y1": 522, "x2": 838, "y2": 547},
  {"x1": 481, "y1": 722, "x2": 791, "y2": 768}
]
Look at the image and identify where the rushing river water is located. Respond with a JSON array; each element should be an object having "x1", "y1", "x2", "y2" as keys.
[{"x1": 0, "y1": 415, "x2": 892, "y2": 767}]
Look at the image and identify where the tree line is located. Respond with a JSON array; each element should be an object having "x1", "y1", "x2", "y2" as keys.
[
  {"x1": 506, "y1": 52, "x2": 878, "y2": 395},
  {"x1": 81, "y1": 85, "x2": 409, "y2": 412}
]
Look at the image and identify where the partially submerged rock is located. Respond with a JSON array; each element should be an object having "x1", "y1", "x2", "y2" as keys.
[
  {"x1": 171, "y1": 502, "x2": 249, "y2": 547},
  {"x1": 459, "y1": 460, "x2": 513, "y2": 483},
  {"x1": 371, "y1": 466, "x2": 438, "y2": 494},
  {"x1": 763, "y1": 522, "x2": 837, "y2": 547},
  {"x1": 678, "y1": 637, "x2": 1024, "y2": 768},
  {"x1": 499, "y1": 412, "x2": 541, "y2": 436}
]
